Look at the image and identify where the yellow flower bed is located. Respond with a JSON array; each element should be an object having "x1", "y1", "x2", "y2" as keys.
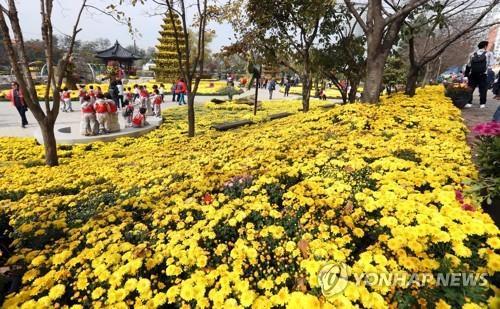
[
  {"x1": 0, "y1": 80, "x2": 240, "y2": 101},
  {"x1": 280, "y1": 86, "x2": 363, "y2": 98},
  {"x1": 0, "y1": 86, "x2": 498, "y2": 308}
]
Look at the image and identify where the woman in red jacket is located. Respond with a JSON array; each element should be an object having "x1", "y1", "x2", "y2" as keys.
[
  {"x1": 6, "y1": 81, "x2": 28, "y2": 128},
  {"x1": 176, "y1": 78, "x2": 187, "y2": 105}
]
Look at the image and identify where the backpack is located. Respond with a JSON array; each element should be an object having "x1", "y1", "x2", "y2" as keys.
[{"x1": 470, "y1": 52, "x2": 487, "y2": 75}]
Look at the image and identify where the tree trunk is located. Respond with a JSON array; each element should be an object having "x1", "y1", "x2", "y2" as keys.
[
  {"x1": 187, "y1": 92, "x2": 195, "y2": 137},
  {"x1": 421, "y1": 64, "x2": 430, "y2": 87},
  {"x1": 340, "y1": 91, "x2": 348, "y2": 104},
  {"x1": 40, "y1": 120, "x2": 58, "y2": 166},
  {"x1": 435, "y1": 56, "x2": 442, "y2": 80},
  {"x1": 405, "y1": 65, "x2": 420, "y2": 96},
  {"x1": 301, "y1": 74, "x2": 311, "y2": 112},
  {"x1": 362, "y1": 48, "x2": 388, "y2": 103},
  {"x1": 348, "y1": 80, "x2": 358, "y2": 103}
]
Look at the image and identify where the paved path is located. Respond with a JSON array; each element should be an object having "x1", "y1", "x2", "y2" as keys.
[
  {"x1": 0, "y1": 88, "x2": 302, "y2": 138},
  {"x1": 461, "y1": 92, "x2": 499, "y2": 148}
]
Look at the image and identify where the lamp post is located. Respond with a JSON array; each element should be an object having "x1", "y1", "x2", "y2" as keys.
[{"x1": 253, "y1": 65, "x2": 261, "y2": 115}]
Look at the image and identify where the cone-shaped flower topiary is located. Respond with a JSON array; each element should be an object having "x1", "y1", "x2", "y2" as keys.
[{"x1": 153, "y1": 13, "x2": 186, "y2": 83}]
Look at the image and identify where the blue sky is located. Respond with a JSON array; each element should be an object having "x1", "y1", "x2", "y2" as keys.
[{"x1": 11, "y1": 0, "x2": 233, "y2": 51}]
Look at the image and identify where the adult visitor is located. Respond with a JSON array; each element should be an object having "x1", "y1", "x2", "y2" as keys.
[
  {"x1": 319, "y1": 89, "x2": 327, "y2": 100},
  {"x1": 171, "y1": 81, "x2": 177, "y2": 102},
  {"x1": 109, "y1": 78, "x2": 120, "y2": 109},
  {"x1": 6, "y1": 81, "x2": 28, "y2": 128},
  {"x1": 176, "y1": 78, "x2": 187, "y2": 105},
  {"x1": 268, "y1": 78, "x2": 276, "y2": 100},
  {"x1": 465, "y1": 41, "x2": 495, "y2": 108},
  {"x1": 227, "y1": 81, "x2": 236, "y2": 101},
  {"x1": 284, "y1": 79, "x2": 291, "y2": 97},
  {"x1": 116, "y1": 79, "x2": 124, "y2": 109}
]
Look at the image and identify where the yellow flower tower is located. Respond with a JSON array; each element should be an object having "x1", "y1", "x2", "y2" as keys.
[{"x1": 153, "y1": 12, "x2": 185, "y2": 83}]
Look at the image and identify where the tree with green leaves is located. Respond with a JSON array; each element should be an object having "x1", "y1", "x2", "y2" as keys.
[
  {"x1": 383, "y1": 53, "x2": 408, "y2": 91},
  {"x1": 229, "y1": 0, "x2": 336, "y2": 112},
  {"x1": 314, "y1": 6, "x2": 366, "y2": 103}
]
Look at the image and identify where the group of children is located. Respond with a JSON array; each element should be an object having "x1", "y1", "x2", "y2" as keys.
[
  {"x1": 128, "y1": 84, "x2": 165, "y2": 117},
  {"x1": 77, "y1": 84, "x2": 166, "y2": 136},
  {"x1": 79, "y1": 92, "x2": 145, "y2": 136}
]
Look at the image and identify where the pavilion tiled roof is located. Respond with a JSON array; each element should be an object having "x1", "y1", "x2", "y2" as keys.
[{"x1": 95, "y1": 41, "x2": 142, "y2": 60}]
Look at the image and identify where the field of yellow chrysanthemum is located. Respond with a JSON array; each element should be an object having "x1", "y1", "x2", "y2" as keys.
[
  {"x1": 0, "y1": 80, "x2": 241, "y2": 101},
  {"x1": 0, "y1": 86, "x2": 498, "y2": 308},
  {"x1": 280, "y1": 85, "x2": 364, "y2": 98}
]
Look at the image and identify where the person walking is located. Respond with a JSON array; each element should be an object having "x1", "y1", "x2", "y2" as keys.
[
  {"x1": 268, "y1": 78, "x2": 276, "y2": 99},
  {"x1": 227, "y1": 81, "x2": 236, "y2": 101},
  {"x1": 171, "y1": 81, "x2": 177, "y2": 102},
  {"x1": 116, "y1": 79, "x2": 124, "y2": 109},
  {"x1": 177, "y1": 78, "x2": 187, "y2": 105},
  {"x1": 284, "y1": 80, "x2": 291, "y2": 97},
  {"x1": 465, "y1": 41, "x2": 495, "y2": 108},
  {"x1": 7, "y1": 81, "x2": 28, "y2": 128}
]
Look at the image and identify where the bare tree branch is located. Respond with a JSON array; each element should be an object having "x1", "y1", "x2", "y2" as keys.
[
  {"x1": 344, "y1": 0, "x2": 368, "y2": 32},
  {"x1": 384, "y1": 0, "x2": 431, "y2": 25}
]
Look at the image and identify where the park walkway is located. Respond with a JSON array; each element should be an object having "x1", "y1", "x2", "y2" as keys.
[
  {"x1": 461, "y1": 93, "x2": 499, "y2": 149},
  {"x1": 0, "y1": 87, "x2": 302, "y2": 138}
]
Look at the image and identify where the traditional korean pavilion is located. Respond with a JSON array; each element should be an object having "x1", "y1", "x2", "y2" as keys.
[{"x1": 95, "y1": 41, "x2": 141, "y2": 75}]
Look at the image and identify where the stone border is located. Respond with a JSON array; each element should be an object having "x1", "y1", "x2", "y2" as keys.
[{"x1": 34, "y1": 117, "x2": 163, "y2": 145}]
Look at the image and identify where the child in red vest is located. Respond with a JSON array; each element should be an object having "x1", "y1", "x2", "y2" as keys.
[
  {"x1": 122, "y1": 99, "x2": 134, "y2": 127},
  {"x1": 94, "y1": 93, "x2": 110, "y2": 134},
  {"x1": 88, "y1": 85, "x2": 96, "y2": 104},
  {"x1": 61, "y1": 87, "x2": 73, "y2": 112},
  {"x1": 78, "y1": 85, "x2": 87, "y2": 105},
  {"x1": 151, "y1": 89, "x2": 163, "y2": 117},
  {"x1": 124, "y1": 87, "x2": 133, "y2": 102},
  {"x1": 80, "y1": 95, "x2": 97, "y2": 136},
  {"x1": 139, "y1": 86, "x2": 148, "y2": 107},
  {"x1": 106, "y1": 93, "x2": 120, "y2": 132},
  {"x1": 132, "y1": 107, "x2": 147, "y2": 128},
  {"x1": 139, "y1": 86, "x2": 153, "y2": 115}
]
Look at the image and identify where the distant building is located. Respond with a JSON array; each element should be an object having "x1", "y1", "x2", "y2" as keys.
[
  {"x1": 142, "y1": 60, "x2": 156, "y2": 72},
  {"x1": 95, "y1": 41, "x2": 141, "y2": 76}
]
